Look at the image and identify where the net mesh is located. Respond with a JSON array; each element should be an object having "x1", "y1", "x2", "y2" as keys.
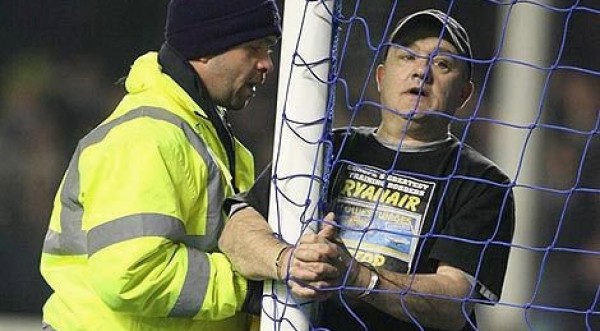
[{"x1": 264, "y1": 0, "x2": 599, "y2": 330}]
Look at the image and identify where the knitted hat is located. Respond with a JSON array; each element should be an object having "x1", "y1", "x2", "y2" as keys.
[
  {"x1": 165, "y1": 0, "x2": 281, "y2": 60},
  {"x1": 385, "y1": 9, "x2": 473, "y2": 79}
]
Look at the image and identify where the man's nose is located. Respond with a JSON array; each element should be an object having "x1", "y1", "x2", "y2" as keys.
[
  {"x1": 257, "y1": 54, "x2": 274, "y2": 75},
  {"x1": 412, "y1": 58, "x2": 433, "y2": 83}
]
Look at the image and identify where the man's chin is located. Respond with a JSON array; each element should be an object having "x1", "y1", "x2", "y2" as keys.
[
  {"x1": 228, "y1": 98, "x2": 252, "y2": 111},
  {"x1": 232, "y1": 89, "x2": 256, "y2": 110},
  {"x1": 397, "y1": 109, "x2": 430, "y2": 120}
]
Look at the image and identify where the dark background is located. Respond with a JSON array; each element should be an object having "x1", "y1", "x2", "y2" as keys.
[{"x1": 0, "y1": 0, "x2": 597, "y2": 329}]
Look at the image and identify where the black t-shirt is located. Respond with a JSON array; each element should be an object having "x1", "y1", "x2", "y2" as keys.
[{"x1": 229, "y1": 127, "x2": 515, "y2": 331}]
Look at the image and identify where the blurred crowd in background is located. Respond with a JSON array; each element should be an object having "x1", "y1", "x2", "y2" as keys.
[{"x1": 0, "y1": 1, "x2": 597, "y2": 329}]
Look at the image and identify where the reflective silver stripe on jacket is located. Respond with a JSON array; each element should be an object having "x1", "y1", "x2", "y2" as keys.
[
  {"x1": 42, "y1": 106, "x2": 226, "y2": 316},
  {"x1": 169, "y1": 248, "x2": 208, "y2": 317},
  {"x1": 86, "y1": 213, "x2": 187, "y2": 255}
]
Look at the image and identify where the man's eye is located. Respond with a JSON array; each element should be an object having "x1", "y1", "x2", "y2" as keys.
[
  {"x1": 400, "y1": 54, "x2": 415, "y2": 61},
  {"x1": 434, "y1": 58, "x2": 451, "y2": 71},
  {"x1": 248, "y1": 43, "x2": 272, "y2": 55},
  {"x1": 247, "y1": 42, "x2": 263, "y2": 51}
]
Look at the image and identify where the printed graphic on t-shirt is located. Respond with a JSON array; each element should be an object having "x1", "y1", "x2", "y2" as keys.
[{"x1": 332, "y1": 164, "x2": 436, "y2": 273}]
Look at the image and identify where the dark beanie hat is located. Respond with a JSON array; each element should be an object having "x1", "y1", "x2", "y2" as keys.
[{"x1": 165, "y1": 0, "x2": 282, "y2": 60}]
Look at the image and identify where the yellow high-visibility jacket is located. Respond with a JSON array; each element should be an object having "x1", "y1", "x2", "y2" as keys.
[{"x1": 40, "y1": 51, "x2": 255, "y2": 331}]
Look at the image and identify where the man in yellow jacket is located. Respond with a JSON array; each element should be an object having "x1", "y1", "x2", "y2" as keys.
[{"x1": 40, "y1": 0, "x2": 302, "y2": 330}]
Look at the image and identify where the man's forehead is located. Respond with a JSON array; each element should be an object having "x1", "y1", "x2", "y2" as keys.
[
  {"x1": 383, "y1": 9, "x2": 474, "y2": 79},
  {"x1": 245, "y1": 35, "x2": 279, "y2": 48}
]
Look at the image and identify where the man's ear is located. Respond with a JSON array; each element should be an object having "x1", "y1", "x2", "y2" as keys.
[
  {"x1": 458, "y1": 80, "x2": 474, "y2": 110},
  {"x1": 189, "y1": 57, "x2": 210, "y2": 78},
  {"x1": 375, "y1": 64, "x2": 385, "y2": 92},
  {"x1": 197, "y1": 56, "x2": 211, "y2": 64}
]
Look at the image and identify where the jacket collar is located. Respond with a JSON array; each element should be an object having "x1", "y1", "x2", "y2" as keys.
[
  {"x1": 157, "y1": 43, "x2": 239, "y2": 193},
  {"x1": 158, "y1": 43, "x2": 218, "y2": 118}
]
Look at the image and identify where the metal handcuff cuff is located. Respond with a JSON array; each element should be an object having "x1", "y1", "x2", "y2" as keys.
[
  {"x1": 356, "y1": 262, "x2": 380, "y2": 299},
  {"x1": 335, "y1": 240, "x2": 381, "y2": 299}
]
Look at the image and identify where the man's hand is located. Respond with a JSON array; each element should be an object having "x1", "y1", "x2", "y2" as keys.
[
  {"x1": 284, "y1": 213, "x2": 368, "y2": 300},
  {"x1": 219, "y1": 209, "x2": 363, "y2": 301},
  {"x1": 282, "y1": 213, "x2": 341, "y2": 300}
]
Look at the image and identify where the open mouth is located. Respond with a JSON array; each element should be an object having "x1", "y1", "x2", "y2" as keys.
[
  {"x1": 246, "y1": 84, "x2": 257, "y2": 95},
  {"x1": 407, "y1": 87, "x2": 428, "y2": 97}
]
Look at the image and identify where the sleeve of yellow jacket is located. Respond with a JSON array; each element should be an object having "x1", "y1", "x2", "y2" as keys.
[{"x1": 81, "y1": 116, "x2": 247, "y2": 320}]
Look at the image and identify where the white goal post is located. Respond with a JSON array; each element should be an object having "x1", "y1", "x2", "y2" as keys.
[{"x1": 262, "y1": 1, "x2": 336, "y2": 330}]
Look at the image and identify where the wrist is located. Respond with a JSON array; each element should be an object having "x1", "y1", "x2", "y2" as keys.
[
  {"x1": 356, "y1": 262, "x2": 379, "y2": 299},
  {"x1": 345, "y1": 262, "x2": 379, "y2": 299},
  {"x1": 274, "y1": 245, "x2": 292, "y2": 281}
]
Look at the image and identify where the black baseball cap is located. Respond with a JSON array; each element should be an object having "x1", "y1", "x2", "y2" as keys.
[{"x1": 384, "y1": 9, "x2": 473, "y2": 79}]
